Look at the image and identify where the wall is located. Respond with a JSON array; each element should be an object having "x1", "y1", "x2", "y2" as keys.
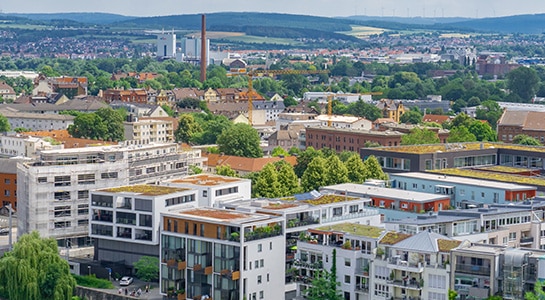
[{"x1": 74, "y1": 286, "x2": 137, "y2": 300}]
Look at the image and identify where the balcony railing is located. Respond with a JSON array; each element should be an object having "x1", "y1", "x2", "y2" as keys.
[
  {"x1": 521, "y1": 237, "x2": 534, "y2": 244},
  {"x1": 321, "y1": 209, "x2": 379, "y2": 224},
  {"x1": 388, "y1": 279, "x2": 422, "y2": 290},
  {"x1": 455, "y1": 264, "x2": 491, "y2": 276},
  {"x1": 287, "y1": 218, "x2": 319, "y2": 228},
  {"x1": 355, "y1": 284, "x2": 369, "y2": 293}
]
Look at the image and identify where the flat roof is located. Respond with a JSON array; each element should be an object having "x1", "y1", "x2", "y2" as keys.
[
  {"x1": 168, "y1": 174, "x2": 243, "y2": 186},
  {"x1": 367, "y1": 142, "x2": 545, "y2": 154},
  {"x1": 311, "y1": 222, "x2": 385, "y2": 239},
  {"x1": 98, "y1": 185, "x2": 189, "y2": 196},
  {"x1": 392, "y1": 172, "x2": 536, "y2": 191},
  {"x1": 386, "y1": 214, "x2": 474, "y2": 225},
  {"x1": 322, "y1": 183, "x2": 450, "y2": 202},
  {"x1": 306, "y1": 126, "x2": 403, "y2": 136},
  {"x1": 430, "y1": 168, "x2": 545, "y2": 188},
  {"x1": 174, "y1": 208, "x2": 273, "y2": 224},
  {"x1": 40, "y1": 142, "x2": 176, "y2": 154}
]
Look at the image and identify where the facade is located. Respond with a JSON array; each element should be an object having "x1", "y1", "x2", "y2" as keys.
[
  {"x1": 160, "y1": 207, "x2": 285, "y2": 300},
  {"x1": 275, "y1": 112, "x2": 319, "y2": 131},
  {"x1": 390, "y1": 172, "x2": 537, "y2": 208},
  {"x1": 89, "y1": 184, "x2": 198, "y2": 266},
  {"x1": 202, "y1": 153, "x2": 297, "y2": 176},
  {"x1": 306, "y1": 126, "x2": 404, "y2": 152},
  {"x1": 179, "y1": 37, "x2": 210, "y2": 65},
  {"x1": 0, "y1": 159, "x2": 19, "y2": 210},
  {"x1": 268, "y1": 129, "x2": 300, "y2": 151},
  {"x1": 314, "y1": 115, "x2": 372, "y2": 130},
  {"x1": 0, "y1": 134, "x2": 62, "y2": 158},
  {"x1": 0, "y1": 81, "x2": 16, "y2": 101},
  {"x1": 497, "y1": 110, "x2": 545, "y2": 144},
  {"x1": 123, "y1": 118, "x2": 174, "y2": 144},
  {"x1": 16, "y1": 143, "x2": 204, "y2": 246},
  {"x1": 102, "y1": 88, "x2": 148, "y2": 104},
  {"x1": 163, "y1": 174, "x2": 252, "y2": 207},
  {"x1": 376, "y1": 99, "x2": 406, "y2": 123},
  {"x1": 157, "y1": 31, "x2": 176, "y2": 58},
  {"x1": 1, "y1": 110, "x2": 74, "y2": 131}
]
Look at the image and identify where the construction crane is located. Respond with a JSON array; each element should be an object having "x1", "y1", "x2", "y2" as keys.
[{"x1": 228, "y1": 68, "x2": 329, "y2": 124}]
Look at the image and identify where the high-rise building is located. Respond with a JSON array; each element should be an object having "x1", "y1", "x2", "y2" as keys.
[
  {"x1": 157, "y1": 31, "x2": 176, "y2": 58},
  {"x1": 180, "y1": 37, "x2": 210, "y2": 65}
]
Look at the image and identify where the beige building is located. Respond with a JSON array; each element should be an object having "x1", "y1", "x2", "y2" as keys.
[{"x1": 124, "y1": 117, "x2": 174, "y2": 144}]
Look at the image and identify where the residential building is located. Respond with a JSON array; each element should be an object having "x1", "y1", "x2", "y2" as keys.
[
  {"x1": 123, "y1": 117, "x2": 174, "y2": 144},
  {"x1": 109, "y1": 102, "x2": 168, "y2": 118},
  {"x1": 102, "y1": 88, "x2": 148, "y2": 104},
  {"x1": 314, "y1": 115, "x2": 372, "y2": 130},
  {"x1": 0, "y1": 159, "x2": 19, "y2": 210},
  {"x1": 422, "y1": 114, "x2": 452, "y2": 125},
  {"x1": 0, "y1": 81, "x2": 16, "y2": 101},
  {"x1": 306, "y1": 126, "x2": 404, "y2": 152},
  {"x1": 163, "y1": 174, "x2": 252, "y2": 207},
  {"x1": 160, "y1": 207, "x2": 285, "y2": 300},
  {"x1": 268, "y1": 129, "x2": 300, "y2": 151},
  {"x1": 374, "y1": 122, "x2": 450, "y2": 143},
  {"x1": 203, "y1": 153, "x2": 297, "y2": 176},
  {"x1": 16, "y1": 143, "x2": 205, "y2": 246},
  {"x1": 0, "y1": 134, "x2": 62, "y2": 158},
  {"x1": 89, "y1": 184, "x2": 198, "y2": 267},
  {"x1": 401, "y1": 97, "x2": 451, "y2": 114},
  {"x1": 0, "y1": 110, "x2": 75, "y2": 131},
  {"x1": 275, "y1": 112, "x2": 319, "y2": 131},
  {"x1": 24, "y1": 129, "x2": 116, "y2": 149},
  {"x1": 390, "y1": 172, "x2": 536, "y2": 208},
  {"x1": 375, "y1": 99, "x2": 406, "y2": 123},
  {"x1": 497, "y1": 110, "x2": 545, "y2": 144}
]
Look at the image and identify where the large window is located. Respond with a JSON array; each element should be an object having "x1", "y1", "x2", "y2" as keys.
[
  {"x1": 453, "y1": 154, "x2": 496, "y2": 168},
  {"x1": 379, "y1": 156, "x2": 411, "y2": 170},
  {"x1": 91, "y1": 195, "x2": 113, "y2": 207},
  {"x1": 54, "y1": 176, "x2": 71, "y2": 187},
  {"x1": 139, "y1": 214, "x2": 152, "y2": 227}
]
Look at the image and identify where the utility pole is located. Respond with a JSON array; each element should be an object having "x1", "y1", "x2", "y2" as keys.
[{"x1": 7, "y1": 203, "x2": 12, "y2": 251}]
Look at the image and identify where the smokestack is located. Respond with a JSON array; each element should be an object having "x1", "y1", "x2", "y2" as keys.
[{"x1": 200, "y1": 14, "x2": 207, "y2": 83}]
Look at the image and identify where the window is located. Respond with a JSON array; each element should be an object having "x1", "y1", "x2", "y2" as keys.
[
  {"x1": 78, "y1": 204, "x2": 88, "y2": 215},
  {"x1": 78, "y1": 190, "x2": 89, "y2": 199},
  {"x1": 257, "y1": 244, "x2": 262, "y2": 252},
  {"x1": 267, "y1": 273, "x2": 270, "y2": 282},
  {"x1": 135, "y1": 198, "x2": 152, "y2": 211},
  {"x1": 344, "y1": 275, "x2": 351, "y2": 284},
  {"x1": 259, "y1": 291, "x2": 263, "y2": 299},
  {"x1": 255, "y1": 260, "x2": 259, "y2": 268},
  {"x1": 38, "y1": 177, "x2": 47, "y2": 183},
  {"x1": 4, "y1": 179, "x2": 9, "y2": 184},
  {"x1": 333, "y1": 207, "x2": 343, "y2": 216},
  {"x1": 203, "y1": 190, "x2": 208, "y2": 197},
  {"x1": 54, "y1": 206, "x2": 71, "y2": 217},
  {"x1": 54, "y1": 176, "x2": 71, "y2": 186},
  {"x1": 344, "y1": 258, "x2": 351, "y2": 267},
  {"x1": 428, "y1": 274, "x2": 446, "y2": 289},
  {"x1": 54, "y1": 191, "x2": 70, "y2": 201},
  {"x1": 270, "y1": 242, "x2": 272, "y2": 250},
  {"x1": 78, "y1": 174, "x2": 95, "y2": 185},
  {"x1": 260, "y1": 259, "x2": 264, "y2": 268},
  {"x1": 509, "y1": 232, "x2": 517, "y2": 241},
  {"x1": 3, "y1": 190, "x2": 8, "y2": 197},
  {"x1": 257, "y1": 275, "x2": 262, "y2": 284},
  {"x1": 101, "y1": 172, "x2": 118, "y2": 179},
  {"x1": 139, "y1": 214, "x2": 152, "y2": 227},
  {"x1": 428, "y1": 292, "x2": 446, "y2": 300}
]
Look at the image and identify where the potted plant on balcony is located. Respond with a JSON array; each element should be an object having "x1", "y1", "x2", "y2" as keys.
[
  {"x1": 230, "y1": 232, "x2": 240, "y2": 241},
  {"x1": 342, "y1": 241, "x2": 352, "y2": 250},
  {"x1": 363, "y1": 265, "x2": 369, "y2": 276},
  {"x1": 389, "y1": 270, "x2": 395, "y2": 281}
]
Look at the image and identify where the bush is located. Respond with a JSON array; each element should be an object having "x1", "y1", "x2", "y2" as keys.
[{"x1": 73, "y1": 274, "x2": 115, "y2": 289}]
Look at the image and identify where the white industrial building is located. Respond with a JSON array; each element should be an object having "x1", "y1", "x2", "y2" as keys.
[{"x1": 157, "y1": 31, "x2": 177, "y2": 58}]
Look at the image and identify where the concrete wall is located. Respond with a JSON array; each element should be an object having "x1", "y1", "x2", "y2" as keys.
[{"x1": 74, "y1": 286, "x2": 138, "y2": 300}]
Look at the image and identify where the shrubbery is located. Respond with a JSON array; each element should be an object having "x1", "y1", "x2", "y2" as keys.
[{"x1": 73, "y1": 274, "x2": 114, "y2": 289}]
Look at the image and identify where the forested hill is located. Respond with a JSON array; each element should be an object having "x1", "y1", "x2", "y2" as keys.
[
  {"x1": 446, "y1": 14, "x2": 545, "y2": 34},
  {"x1": 6, "y1": 12, "x2": 133, "y2": 24}
]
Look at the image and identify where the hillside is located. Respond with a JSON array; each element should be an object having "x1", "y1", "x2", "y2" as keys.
[
  {"x1": 448, "y1": 14, "x2": 545, "y2": 34},
  {"x1": 6, "y1": 12, "x2": 134, "y2": 24}
]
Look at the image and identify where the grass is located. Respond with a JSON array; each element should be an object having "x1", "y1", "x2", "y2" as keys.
[
  {"x1": 73, "y1": 274, "x2": 114, "y2": 289},
  {"x1": 373, "y1": 142, "x2": 545, "y2": 154},
  {"x1": 100, "y1": 185, "x2": 188, "y2": 196},
  {"x1": 380, "y1": 232, "x2": 412, "y2": 245},
  {"x1": 341, "y1": 25, "x2": 387, "y2": 37},
  {"x1": 478, "y1": 165, "x2": 533, "y2": 173},
  {"x1": 222, "y1": 35, "x2": 304, "y2": 46},
  {"x1": 303, "y1": 194, "x2": 358, "y2": 205},
  {"x1": 313, "y1": 222, "x2": 385, "y2": 238},
  {"x1": 430, "y1": 168, "x2": 545, "y2": 187}
]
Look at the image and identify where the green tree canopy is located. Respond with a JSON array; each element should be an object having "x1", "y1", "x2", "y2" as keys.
[
  {"x1": 0, "y1": 114, "x2": 10, "y2": 132},
  {"x1": 475, "y1": 100, "x2": 503, "y2": 128},
  {"x1": 363, "y1": 155, "x2": 388, "y2": 181},
  {"x1": 294, "y1": 146, "x2": 324, "y2": 178},
  {"x1": 252, "y1": 163, "x2": 282, "y2": 198},
  {"x1": 513, "y1": 134, "x2": 542, "y2": 146},
  {"x1": 447, "y1": 126, "x2": 477, "y2": 143},
  {"x1": 525, "y1": 280, "x2": 545, "y2": 300},
  {"x1": 325, "y1": 155, "x2": 349, "y2": 185},
  {"x1": 468, "y1": 121, "x2": 497, "y2": 142},
  {"x1": 217, "y1": 123, "x2": 262, "y2": 158},
  {"x1": 133, "y1": 256, "x2": 159, "y2": 282},
  {"x1": 399, "y1": 110, "x2": 423, "y2": 124},
  {"x1": 276, "y1": 161, "x2": 301, "y2": 196},
  {"x1": 175, "y1": 114, "x2": 203, "y2": 143},
  {"x1": 271, "y1": 146, "x2": 289, "y2": 157},
  {"x1": 68, "y1": 108, "x2": 124, "y2": 141},
  {"x1": 401, "y1": 128, "x2": 440, "y2": 145},
  {"x1": 0, "y1": 231, "x2": 76, "y2": 300},
  {"x1": 301, "y1": 156, "x2": 328, "y2": 192},
  {"x1": 345, "y1": 154, "x2": 367, "y2": 183},
  {"x1": 216, "y1": 165, "x2": 237, "y2": 177},
  {"x1": 507, "y1": 67, "x2": 540, "y2": 102}
]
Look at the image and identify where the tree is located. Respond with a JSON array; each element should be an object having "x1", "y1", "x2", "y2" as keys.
[
  {"x1": 294, "y1": 147, "x2": 323, "y2": 178},
  {"x1": 346, "y1": 100, "x2": 382, "y2": 121},
  {"x1": 253, "y1": 163, "x2": 282, "y2": 198},
  {"x1": 216, "y1": 165, "x2": 237, "y2": 177},
  {"x1": 95, "y1": 108, "x2": 125, "y2": 141},
  {"x1": 447, "y1": 126, "x2": 477, "y2": 143},
  {"x1": 525, "y1": 280, "x2": 545, "y2": 300},
  {"x1": 0, "y1": 231, "x2": 76, "y2": 300},
  {"x1": 0, "y1": 114, "x2": 10, "y2": 132},
  {"x1": 68, "y1": 108, "x2": 124, "y2": 141},
  {"x1": 448, "y1": 289, "x2": 458, "y2": 300},
  {"x1": 176, "y1": 114, "x2": 202, "y2": 143},
  {"x1": 301, "y1": 156, "x2": 328, "y2": 192},
  {"x1": 452, "y1": 99, "x2": 467, "y2": 113},
  {"x1": 271, "y1": 146, "x2": 289, "y2": 157},
  {"x1": 513, "y1": 134, "x2": 542, "y2": 146},
  {"x1": 217, "y1": 123, "x2": 262, "y2": 158},
  {"x1": 399, "y1": 110, "x2": 423, "y2": 124},
  {"x1": 276, "y1": 161, "x2": 301, "y2": 196},
  {"x1": 363, "y1": 155, "x2": 388, "y2": 181},
  {"x1": 325, "y1": 155, "x2": 349, "y2": 185},
  {"x1": 507, "y1": 67, "x2": 540, "y2": 102},
  {"x1": 468, "y1": 121, "x2": 497, "y2": 142},
  {"x1": 304, "y1": 249, "x2": 342, "y2": 300},
  {"x1": 133, "y1": 256, "x2": 159, "y2": 282},
  {"x1": 345, "y1": 154, "x2": 366, "y2": 183},
  {"x1": 475, "y1": 100, "x2": 503, "y2": 128},
  {"x1": 401, "y1": 128, "x2": 440, "y2": 145},
  {"x1": 161, "y1": 105, "x2": 175, "y2": 117}
]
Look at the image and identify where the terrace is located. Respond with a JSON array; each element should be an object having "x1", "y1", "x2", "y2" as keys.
[
  {"x1": 372, "y1": 142, "x2": 545, "y2": 154},
  {"x1": 99, "y1": 185, "x2": 188, "y2": 196},
  {"x1": 169, "y1": 174, "x2": 241, "y2": 186},
  {"x1": 429, "y1": 168, "x2": 545, "y2": 188}
]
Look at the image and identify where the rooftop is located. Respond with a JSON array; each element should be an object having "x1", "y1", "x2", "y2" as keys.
[
  {"x1": 99, "y1": 185, "x2": 189, "y2": 196},
  {"x1": 379, "y1": 231, "x2": 412, "y2": 245},
  {"x1": 391, "y1": 231, "x2": 458, "y2": 253},
  {"x1": 174, "y1": 208, "x2": 273, "y2": 224},
  {"x1": 392, "y1": 172, "x2": 536, "y2": 191},
  {"x1": 312, "y1": 223, "x2": 385, "y2": 239},
  {"x1": 322, "y1": 183, "x2": 449, "y2": 202},
  {"x1": 302, "y1": 194, "x2": 359, "y2": 205},
  {"x1": 429, "y1": 169, "x2": 545, "y2": 188},
  {"x1": 169, "y1": 174, "x2": 242, "y2": 186},
  {"x1": 306, "y1": 126, "x2": 403, "y2": 136},
  {"x1": 368, "y1": 142, "x2": 545, "y2": 154}
]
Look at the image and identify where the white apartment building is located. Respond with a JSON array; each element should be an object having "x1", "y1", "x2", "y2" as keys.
[
  {"x1": 16, "y1": 143, "x2": 205, "y2": 247},
  {"x1": 89, "y1": 184, "x2": 199, "y2": 266},
  {"x1": 2, "y1": 111, "x2": 74, "y2": 131},
  {"x1": 123, "y1": 118, "x2": 174, "y2": 144},
  {"x1": 315, "y1": 115, "x2": 372, "y2": 130},
  {"x1": 164, "y1": 174, "x2": 252, "y2": 207},
  {"x1": 160, "y1": 207, "x2": 285, "y2": 299},
  {"x1": 0, "y1": 134, "x2": 62, "y2": 158},
  {"x1": 157, "y1": 31, "x2": 176, "y2": 58}
]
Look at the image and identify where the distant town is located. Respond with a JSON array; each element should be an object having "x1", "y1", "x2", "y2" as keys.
[{"x1": 1, "y1": 11, "x2": 545, "y2": 300}]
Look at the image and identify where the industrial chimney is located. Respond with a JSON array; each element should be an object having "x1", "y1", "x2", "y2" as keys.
[{"x1": 200, "y1": 14, "x2": 207, "y2": 83}]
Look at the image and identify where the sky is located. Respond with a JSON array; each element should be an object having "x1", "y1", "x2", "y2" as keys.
[{"x1": 1, "y1": 0, "x2": 544, "y2": 19}]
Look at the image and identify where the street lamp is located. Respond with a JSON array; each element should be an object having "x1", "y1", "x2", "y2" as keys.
[{"x1": 88, "y1": 265, "x2": 91, "y2": 276}]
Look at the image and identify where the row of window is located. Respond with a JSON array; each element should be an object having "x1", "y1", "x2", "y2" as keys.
[{"x1": 40, "y1": 172, "x2": 119, "y2": 185}]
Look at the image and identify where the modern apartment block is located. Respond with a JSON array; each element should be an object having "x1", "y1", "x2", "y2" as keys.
[
  {"x1": 160, "y1": 207, "x2": 285, "y2": 300},
  {"x1": 123, "y1": 117, "x2": 174, "y2": 144},
  {"x1": 16, "y1": 143, "x2": 204, "y2": 247},
  {"x1": 89, "y1": 184, "x2": 199, "y2": 266}
]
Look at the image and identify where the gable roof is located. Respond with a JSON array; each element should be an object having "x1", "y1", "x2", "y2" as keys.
[
  {"x1": 391, "y1": 231, "x2": 458, "y2": 253},
  {"x1": 422, "y1": 114, "x2": 451, "y2": 124},
  {"x1": 204, "y1": 153, "x2": 297, "y2": 173}
]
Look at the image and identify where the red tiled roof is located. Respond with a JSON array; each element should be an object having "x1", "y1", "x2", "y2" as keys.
[{"x1": 204, "y1": 153, "x2": 297, "y2": 173}]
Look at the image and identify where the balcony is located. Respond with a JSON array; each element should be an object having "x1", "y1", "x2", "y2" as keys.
[
  {"x1": 287, "y1": 217, "x2": 319, "y2": 229},
  {"x1": 355, "y1": 284, "x2": 369, "y2": 293},
  {"x1": 389, "y1": 279, "x2": 422, "y2": 290},
  {"x1": 321, "y1": 209, "x2": 379, "y2": 224},
  {"x1": 294, "y1": 260, "x2": 322, "y2": 270},
  {"x1": 387, "y1": 257, "x2": 424, "y2": 273},
  {"x1": 520, "y1": 237, "x2": 534, "y2": 244},
  {"x1": 393, "y1": 297, "x2": 421, "y2": 300},
  {"x1": 455, "y1": 264, "x2": 491, "y2": 276}
]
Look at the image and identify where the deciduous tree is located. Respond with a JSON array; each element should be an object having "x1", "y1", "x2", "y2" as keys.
[
  {"x1": 133, "y1": 256, "x2": 159, "y2": 282},
  {"x1": 217, "y1": 123, "x2": 262, "y2": 158},
  {"x1": 345, "y1": 154, "x2": 366, "y2": 183},
  {"x1": 0, "y1": 114, "x2": 10, "y2": 132},
  {"x1": 507, "y1": 67, "x2": 539, "y2": 102},
  {"x1": 216, "y1": 165, "x2": 237, "y2": 177},
  {"x1": 253, "y1": 163, "x2": 282, "y2": 198},
  {"x1": 301, "y1": 156, "x2": 328, "y2": 192},
  {"x1": 325, "y1": 155, "x2": 349, "y2": 185},
  {"x1": 363, "y1": 155, "x2": 388, "y2": 181},
  {"x1": 175, "y1": 114, "x2": 202, "y2": 143},
  {"x1": 447, "y1": 126, "x2": 477, "y2": 143},
  {"x1": 276, "y1": 161, "x2": 301, "y2": 196},
  {"x1": 513, "y1": 134, "x2": 541, "y2": 146},
  {"x1": 401, "y1": 128, "x2": 440, "y2": 145}
]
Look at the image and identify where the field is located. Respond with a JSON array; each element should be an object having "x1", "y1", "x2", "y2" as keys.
[
  {"x1": 222, "y1": 35, "x2": 304, "y2": 46},
  {"x1": 341, "y1": 25, "x2": 387, "y2": 38}
]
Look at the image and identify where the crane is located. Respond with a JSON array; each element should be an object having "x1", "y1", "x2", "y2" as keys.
[{"x1": 228, "y1": 68, "x2": 329, "y2": 124}]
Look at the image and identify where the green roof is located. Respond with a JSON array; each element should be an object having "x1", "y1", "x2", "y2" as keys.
[
  {"x1": 99, "y1": 185, "x2": 189, "y2": 196},
  {"x1": 313, "y1": 222, "x2": 385, "y2": 238}
]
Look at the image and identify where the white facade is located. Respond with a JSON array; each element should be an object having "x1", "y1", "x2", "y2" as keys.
[
  {"x1": 123, "y1": 118, "x2": 174, "y2": 144},
  {"x1": 157, "y1": 32, "x2": 176, "y2": 58},
  {"x1": 180, "y1": 37, "x2": 210, "y2": 65},
  {"x1": 315, "y1": 115, "x2": 372, "y2": 130},
  {"x1": 16, "y1": 143, "x2": 205, "y2": 245},
  {"x1": 2, "y1": 111, "x2": 74, "y2": 131},
  {"x1": 0, "y1": 135, "x2": 62, "y2": 158},
  {"x1": 164, "y1": 174, "x2": 252, "y2": 207}
]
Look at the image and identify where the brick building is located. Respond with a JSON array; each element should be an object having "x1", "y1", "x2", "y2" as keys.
[
  {"x1": 497, "y1": 110, "x2": 545, "y2": 144},
  {"x1": 305, "y1": 126, "x2": 404, "y2": 152},
  {"x1": 102, "y1": 88, "x2": 148, "y2": 104}
]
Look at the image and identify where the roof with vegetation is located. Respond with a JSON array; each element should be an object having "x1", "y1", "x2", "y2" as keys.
[
  {"x1": 312, "y1": 223, "x2": 385, "y2": 238},
  {"x1": 180, "y1": 208, "x2": 254, "y2": 221},
  {"x1": 437, "y1": 239, "x2": 462, "y2": 252},
  {"x1": 170, "y1": 174, "x2": 241, "y2": 186},
  {"x1": 263, "y1": 203, "x2": 299, "y2": 210},
  {"x1": 302, "y1": 194, "x2": 359, "y2": 205},
  {"x1": 100, "y1": 185, "x2": 189, "y2": 196},
  {"x1": 477, "y1": 165, "x2": 533, "y2": 173},
  {"x1": 429, "y1": 168, "x2": 545, "y2": 187},
  {"x1": 379, "y1": 231, "x2": 412, "y2": 245},
  {"x1": 370, "y1": 142, "x2": 545, "y2": 154}
]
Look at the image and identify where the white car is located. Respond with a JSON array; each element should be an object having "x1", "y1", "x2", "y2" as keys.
[{"x1": 119, "y1": 276, "x2": 134, "y2": 286}]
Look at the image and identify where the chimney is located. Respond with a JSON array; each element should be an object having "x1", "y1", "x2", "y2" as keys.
[{"x1": 200, "y1": 14, "x2": 207, "y2": 83}]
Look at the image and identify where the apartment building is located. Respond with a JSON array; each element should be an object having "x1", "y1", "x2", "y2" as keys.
[
  {"x1": 1, "y1": 110, "x2": 75, "y2": 131},
  {"x1": 160, "y1": 207, "x2": 285, "y2": 300},
  {"x1": 0, "y1": 134, "x2": 62, "y2": 158},
  {"x1": 163, "y1": 174, "x2": 251, "y2": 207},
  {"x1": 306, "y1": 126, "x2": 404, "y2": 152},
  {"x1": 16, "y1": 143, "x2": 204, "y2": 247},
  {"x1": 123, "y1": 117, "x2": 174, "y2": 144},
  {"x1": 0, "y1": 159, "x2": 19, "y2": 210},
  {"x1": 89, "y1": 184, "x2": 198, "y2": 266},
  {"x1": 391, "y1": 172, "x2": 537, "y2": 208}
]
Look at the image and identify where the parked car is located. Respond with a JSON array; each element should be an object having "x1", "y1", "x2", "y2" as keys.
[{"x1": 119, "y1": 276, "x2": 133, "y2": 286}]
